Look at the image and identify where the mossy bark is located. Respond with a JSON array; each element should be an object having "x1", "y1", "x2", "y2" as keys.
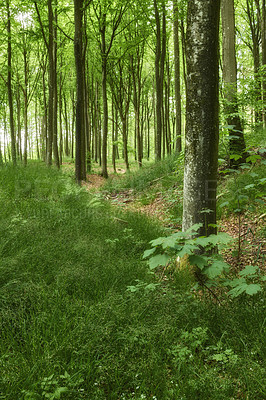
[{"x1": 182, "y1": 0, "x2": 220, "y2": 237}]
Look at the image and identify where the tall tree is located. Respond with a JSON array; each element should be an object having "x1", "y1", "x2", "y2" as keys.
[
  {"x1": 182, "y1": 0, "x2": 220, "y2": 237},
  {"x1": 74, "y1": 0, "x2": 85, "y2": 183},
  {"x1": 92, "y1": 1, "x2": 128, "y2": 178},
  {"x1": 246, "y1": 0, "x2": 262, "y2": 124},
  {"x1": 173, "y1": 0, "x2": 182, "y2": 153},
  {"x1": 6, "y1": 0, "x2": 16, "y2": 165},
  {"x1": 154, "y1": 0, "x2": 167, "y2": 161},
  {"x1": 261, "y1": 0, "x2": 266, "y2": 126},
  {"x1": 222, "y1": 0, "x2": 246, "y2": 163}
]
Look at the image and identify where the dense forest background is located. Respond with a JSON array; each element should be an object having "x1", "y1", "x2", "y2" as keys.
[{"x1": 0, "y1": 0, "x2": 265, "y2": 176}]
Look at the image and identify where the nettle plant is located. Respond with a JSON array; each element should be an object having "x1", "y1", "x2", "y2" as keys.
[{"x1": 143, "y1": 224, "x2": 265, "y2": 298}]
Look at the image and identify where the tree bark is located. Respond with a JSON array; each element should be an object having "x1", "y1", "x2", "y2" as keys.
[
  {"x1": 47, "y1": 0, "x2": 54, "y2": 166},
  {"x1": 221, "y1": 0, "x2": 246, "y2": 163},
  {"x1": 173, "y1": 0, "x2": 182, "y2": 152},
  {"x1": 182, "y1": 0, "x2": 220, "y2": 238},
  {"x1": 154, "y1": 0, "x2": 166, "y2": 161},
  {"x1": 262, "y1": 0, "x2": 266, "y2": 126},
  {"x1": 101, "y1": 17, "x2": 108, "y2": 178},
  {"x1": 53, "y1": 2, "x2": 60, "y2": 169},
  {"x1": 6, "y1": 0, "x2": 16, "y2": 165},
  {"x1": 74, "y1": 0, "x2": 85, "y2": 183}
]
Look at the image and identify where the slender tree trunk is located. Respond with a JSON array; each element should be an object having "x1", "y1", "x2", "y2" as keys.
[
  {"x1": 74, "y1": 0, "x2": 85, "y2": 183},
  {"x1": 111, "y1": 97, "x2": 116, "y2": 173},
  {"x1": 53, "y1": 2, "x2": 60, "y2": 169},
  {"x1": 173, "y1": 0, "x2": 182, "y2": 152},
  {"x1": 16, "y1": 85, "x2": 22, "y2": 160},
  {"x1": 101, "y1": 15, "x2": 108, "y2": 178},
  {"x1": 46, "y1": 0, "x2": 54, "y2": 166},
  {"x1": 122, "y1": 117, "x2": 129, "y2": 170},
  {"x1": 262, "y1": 0, "x2": 266, "y2": 126},
  {"x1": 246, "y1": 0, "x2": 262, "y2": 125},
  {"x1": 6, "y1": 0, "x2": 16, "y2": 165},
  {"x1": 23, "y1": 47, "x2": 28, "y2": 166},
  {"x1": 183, "y1": 0, "x2": 220, "y2": 238},
  {"x1": 63, "y1": 93, "x2": 69, "y2": 156},
  {"x1": 154, "y1": 0, "x2": 166, "y2": 161},
  {"x1": 180, "y1": 20, "x2": 187, "y2": 95},
  {"x1": 222, "y1": 0, "x2": 246, "y2": 163}
]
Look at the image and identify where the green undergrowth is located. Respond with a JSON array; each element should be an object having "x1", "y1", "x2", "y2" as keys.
[
  {"x1": 103, "y1": 153, "x2": 180, "y2": 194},
  {"x1": 217, "y1": 162, "x2": 266, "y2": 220},
  {"x1": 0, "y1": 162, "x2": 265, "y2": 400}
]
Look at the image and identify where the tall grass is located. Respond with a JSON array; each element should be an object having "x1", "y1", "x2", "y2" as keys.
[{"x1": 0, "y1": 162, "x2": 265, "y2": 399}]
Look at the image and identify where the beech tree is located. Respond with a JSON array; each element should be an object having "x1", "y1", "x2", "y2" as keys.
[
  {"x1": 154, "y1": 0, "x2": 167, "y2": 161},
  {"x1": 74, "y1": 0, "x2": 85, "y2": 183},
  {"x1": 222, "y1": 0, "x2": 246, "y2": 163},
  {"x1": 182, "y1": 0, "x2": 220, "y2": 237},
  {"x1": 6, "y1": 0, "x2": 16, "y2": 165},
  {"x1": 173, "y1": 0, "x2": 182, "y2": 153}
]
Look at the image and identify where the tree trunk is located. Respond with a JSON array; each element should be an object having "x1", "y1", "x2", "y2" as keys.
[
  {"x1": 246, "y1": 0, "x2": 262, "y2": 125},
  {"x1": 173, "y1": 0, "x2": 182, "y2": 152},
  {"x1": 222, "y1": 0, "x2": 246, "y2": 163},
  {"x1": 6, "y1": 0, "x2": 16, "y2": 165},
  {"x1": 101, "y1": 15, "x2": 108, "y2": 179},
  {"x1": 74, "y1": 0, "x2": 85, "y2": 183},
  {"x1": 23, "y1": 46, "x2": 28, "y2": 166},
  {"x1": 262, "y1": 0, "x2": 266, "y2": 126},
  {"x1": 154, "y1": 0, "x2": 166, "y2": 161},
  {"x1": 47, "y1": 0, "x2": 54, "y2": 166},
  {"x1": 53, "y1": 3, "x2": 60, "y2": 169},
  {"x1": 182, "y1": 0, "x2": 220, "y2": 238}
]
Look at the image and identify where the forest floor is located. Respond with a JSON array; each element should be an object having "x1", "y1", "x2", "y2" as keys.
[
  {"x1": 1, "y1": 159, "x2": 265, "y2": 399},
  {"x1": 79, "y1": 166, "x2": 266, "y2": 274}
]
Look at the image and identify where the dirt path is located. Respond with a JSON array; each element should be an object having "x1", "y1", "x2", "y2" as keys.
[{"x1": 82, "y1": 172, "x2": 265, "y2": 271}]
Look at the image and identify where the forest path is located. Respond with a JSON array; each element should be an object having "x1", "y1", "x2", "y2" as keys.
[
  {"x1": 82, "y1": 171, "x2": 170, "y2": 223},
  {"x1": 63, "y1": 164, "x2": 265, "y2": 272}
]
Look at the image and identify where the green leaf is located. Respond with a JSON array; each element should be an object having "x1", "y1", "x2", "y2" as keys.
[
  {"x1": 244, "y1": 184, "x2": 255, "y2": 190},
  {"x1": 189, "y1": 255, "x2": 208, "y2": 270},
  {"x1": 199, "y1": 208, "x2": 213, "y2": 214},
  {"x1": 228, "y1": 284, "x2": 248, "y2": 298},
  {"x1": 186, "y1": 223, "x2": 202, "y2": 234},
  {"x1": 148, "y1": 254, "x2": 170, "y2": 270},
  {"x1": 161, "y1": 233, "x2": 182, "y2": 249},
  {"x1": 205, "y1": 260, "x2": 230, "y2": 279},
  {"x1": 245, "y1": 284, "x2": 262, "y2": 295},
  {"x1": 246, "y1": 155, "x2": 261, "y2": 163},
  {"x1": 230, "y1": 154, "x2": 242, "y2": 161},
  {"x1": 143, "y1": 247, "x2": 156, "y2": 259},
  {"x1": 194, "y1": 233, "x2": 231, "y2": 247},
  {"x1": 249, "y1": 172, "x2": 258, "y2": 178},
  {"x1": 149, "y1": 237, "x2": 165, "y2": 247},
  {"x1": 239, "y1": 164, "x2": 251, "y2": 169},
  {"x1": 239, "y1": 265, "x2": 259, "y2": 277},
  {"x1": 208, "y1": 223, "x2": 218, "y2": 228},
  {"x1": 219, "y1": 201, "x2": 229, "y2": 208},
  {"x1": 54, "y1": 387, "x2": 68, "y2": 399},
  {"x1": 176, "y1": 244, "x2": 198, "y2": 258}
]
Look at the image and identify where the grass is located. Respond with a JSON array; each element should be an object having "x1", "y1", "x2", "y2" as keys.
[
  {"x1": 102, "y1": 153, "x2": 181, "y2": 194},
  {"x1": 0, "y1": 161, "x2": 265, "y2": 400}
]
